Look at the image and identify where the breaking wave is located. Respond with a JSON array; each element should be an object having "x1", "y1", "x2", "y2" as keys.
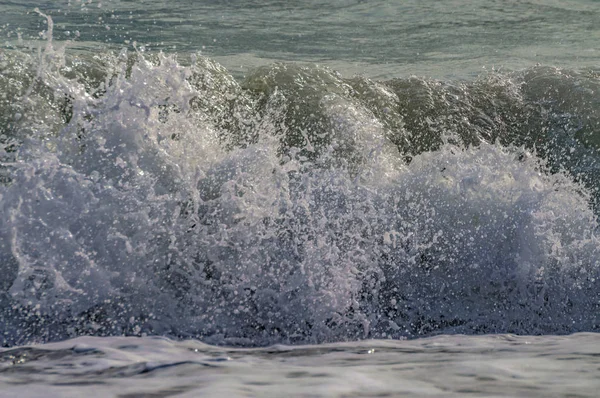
[{"x1": 1, "y1": 16, "x2": 599, "y2": 346}]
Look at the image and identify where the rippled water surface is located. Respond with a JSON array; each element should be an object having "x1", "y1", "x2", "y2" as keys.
[
  {"x1": 2, "y1": 334, "x2": 600, "y2": 397},
  {"x1": 2, "y1": 0, "x2": 600, "y2": 78}
]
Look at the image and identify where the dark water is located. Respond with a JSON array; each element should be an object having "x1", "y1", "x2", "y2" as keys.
[{"x1": 0, "y1": 1, "x2": 599, "y2": 396}]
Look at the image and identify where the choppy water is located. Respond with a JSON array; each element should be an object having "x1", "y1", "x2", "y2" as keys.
[
  {"x1": 2, "y1": 334, "x2": 600, "y2": 397},
  {"x1": 1, "y1": 1, "x2": 600, "y2": 396}
]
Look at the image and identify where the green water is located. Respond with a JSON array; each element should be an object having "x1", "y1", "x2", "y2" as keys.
[{"x1": 1, "y1": 0, "x2": 599, "y2": 78}]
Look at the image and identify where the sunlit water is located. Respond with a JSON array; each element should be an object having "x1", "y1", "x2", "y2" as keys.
[{"x1": 1, "y1": 1, "x2": 599, "y2": 397}]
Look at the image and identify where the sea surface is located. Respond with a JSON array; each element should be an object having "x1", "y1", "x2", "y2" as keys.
[{"x1": 1, "y1": 1, "x2": 600, "y2": 397}]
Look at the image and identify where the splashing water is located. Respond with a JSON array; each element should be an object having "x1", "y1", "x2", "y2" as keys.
[{"x1": 0, "y1": 13, "x2": 599, "y2": 348}]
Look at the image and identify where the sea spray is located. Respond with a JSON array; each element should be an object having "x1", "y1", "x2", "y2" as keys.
[{"x1": 0, "y1": 13, "x2": 599, "y2": 347}]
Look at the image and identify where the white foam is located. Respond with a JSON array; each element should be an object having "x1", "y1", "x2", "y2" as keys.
[{"x1": 0, "y1": 27, "x2": 598, "y2": 344}]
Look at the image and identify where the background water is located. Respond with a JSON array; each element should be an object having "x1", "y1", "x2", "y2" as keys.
[
  {"x1": 1, "y1": 1, "x2": 600, "y2": 397},
  {"x1": 2, "y1": 0, "x2": 600, "y2": 78}
]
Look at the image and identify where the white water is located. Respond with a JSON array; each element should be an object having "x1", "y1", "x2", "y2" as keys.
[{"x1": 1, "y1": 38, "x2": 599, "y2": 345}]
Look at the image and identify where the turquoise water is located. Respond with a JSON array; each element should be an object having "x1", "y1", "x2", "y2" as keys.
[
  {"x1": 1, "y1": 1, "x2": 600, "y2": 396},
  {"x1": 2, "y1": 0, "x2": 600, "y2": 78}
]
